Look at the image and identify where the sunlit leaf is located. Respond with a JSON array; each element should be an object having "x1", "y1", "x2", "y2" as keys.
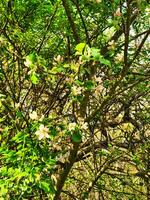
[
  {"x1": 75, "y1": 43, "x2": 86, "y2": 55},
  {"x1": 30, "y1": 73, "x2": 39, "y2": 84}
]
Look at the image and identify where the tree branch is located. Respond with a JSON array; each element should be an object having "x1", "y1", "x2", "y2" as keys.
[
  {"x1": 54, "y1": 142, "x2": 80, "y2": 200},
  {"x1": 62, "y1": 0, "x2": 80, "y2": 44}
]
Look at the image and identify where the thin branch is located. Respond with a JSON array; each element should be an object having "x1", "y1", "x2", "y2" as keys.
[
  {"x1": 73, "y1": 0, "x2": 91, "y2": 46},
  {"x1": 54, "y1": 142, "x2": 80, "y2": 200},
  {"x1": 62, "y1": 0, "x2": 80, "y2": 44},
  {"x1": 37, "y1": 5, "x2": 58, "y2": 53},
  {"x1": 129, "y1": 30, "x2": 150, "y2": 66}
]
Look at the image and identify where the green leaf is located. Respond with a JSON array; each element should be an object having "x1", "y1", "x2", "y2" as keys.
[
  {"x1": 30, "y1": 73, "x2": 39, "y2": 84},
  {"x1": 99, "y1": 57, "x2": 111, "y2": 67},
  {"x1": 1, "y1": 185, "x2": 8, "y2": 195},
  {"x1": 103, "y1": 80, "x2": 110, "y2": 88},
  {"x1": 75, "y1": 43, "x2": 86, "y2": 55},
  {"x1": 72, "y1": 132, "x2": 82, "y2": 143},
  {"x1": 82, "y1": 192, "x2": 89, "y2": 199},
  {"x1": 40, "y1": 181, "x2": 51, "y2": 193},
  {"x1": 50, "y1": 66, "x2": 64, "y2": 74},
  {"x1": 132, "y1": 155, "x2": 141, "y2": 165},
  {"x1": 49, "y1": 126, "x2": 57, "y2": 136},
  {"x1": 11, "y1": 131, "x2": 28, "y2": 143},
  {"x1": 16, "y1": 111, "x2": 23, "y2": 118},
  {"x1": 91, "y1": 48, "x2": 101, "y2": 60},
  {"x1": 28, "y1": 52, "x2": 37, "y2": 63},
  {"x1": 75, "y1": 79, "x2": 84, "y2": 86},
  {"x1": 84, "y1": 80, "x2": 95, "y2": 91},
  {"x1": 46, "y1": 158, "x2": 56, "y2": 166}
]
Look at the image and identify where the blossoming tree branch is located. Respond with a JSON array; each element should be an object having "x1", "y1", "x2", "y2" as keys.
[{"x1": 0, "y1": 0, "x2": 150, "y2": 199}]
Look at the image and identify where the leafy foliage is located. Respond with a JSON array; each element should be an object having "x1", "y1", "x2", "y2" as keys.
[{"x1": 0, "y1": 0, "x2": 150, "y2": 199}]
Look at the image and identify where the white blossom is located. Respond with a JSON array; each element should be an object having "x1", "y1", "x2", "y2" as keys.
[
  {"x1": 94, "y1": 76, "x2": 102, "y2": 83},
  {"x1": 35, "y1": 124, "x2": 49, "y2": 140},
  {"x1": 71, "y1": 86, "x2": 82, "y2": 96},
  {"x1": 39, "y1": 114, "x2": 45, "y2": 121},
  {"x1": 81, "y1": 122, "x2": 88, "y2": 130},
  {"x1": 108, "y1": 40, "x2": 115, "y2": 50},
  {"x1": 15, "y1": 103, "x2": 20, "y2": 109},
  {"x1": 115, "y1": 53, "x2": 124, "y2": 62},
  {"x1": 54, "y1": 55, "x2": 63, "y2": 63},
  {"x1": 29, "y1": 111, "x2": 38, "y2": 120},
  {"x1": 24, "y1": 58, "x2": 32, "y2": 67},
  {"x1": 68, "y1": 122, "x2": 77, "y2": 131},
  {"x1": 95, "y1": 85, "x2": 104, "y2": 93}
]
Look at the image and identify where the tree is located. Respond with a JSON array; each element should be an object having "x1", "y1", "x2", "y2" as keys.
[{"x1": 0, "y1": 0, "x2": 150, "y2": 199}]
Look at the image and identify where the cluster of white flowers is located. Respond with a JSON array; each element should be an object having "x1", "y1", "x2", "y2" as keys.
[
  {"x1": 80, "y1": 122, "x2": 88, "y2": 130},
  {"x1": 68, "y1": 122, "x2": 77, "y2": 131},
  {"x1": 15, "y1": 103, "x2": 20, "y2": 109},
  {"x1": 53, "y1": 55, "x2": 63, "y2": 65},
  {"x1": 95, "y1": 85, "x2": 104, "y2": 94},
  {"x1": 29, "y1": 111, "x2": 38, "y2": 120},
  {"x1": 145, "y1": 7, "x2": 150, "y2": 15},
  {"x1": 103, "y1": 27, "x2": 116, "y2": 40},
  {"x1": 35, "y1": 124, "x2": 49, "y2": 140},
  {"x1": 71, "y1": 85, "x2": 82, "y2": 96},
  {"x1": 94, "y1": 76, "x2": 102, "y2": 83},
  {"x1": 29, "y1": 111, "x2": 44, "y2": 121},
  {"x1": 93, "y1": 76, "x2": 104, "y2": 95},
  {"x1": 115, "y1": 53, "x2": 124, "y2": 62},
  {"x1": 24, "y1": 58, "x2": 32, "y2": 67},
  {"x1": 29, "y1": 111, "x2": 49, "y2": 140},
  {"x1": 90, "y1": 0, "x2": 102, "y2": 4},
  {"x1": 108, "y1": 40, "x2": 115, "y2": 50},
  {"x1": 68, "y1": 121, "x2": 88, "y2": 132},
  {"x1": 77, "y1": 117, "x2": 88, "y2": 131}
]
